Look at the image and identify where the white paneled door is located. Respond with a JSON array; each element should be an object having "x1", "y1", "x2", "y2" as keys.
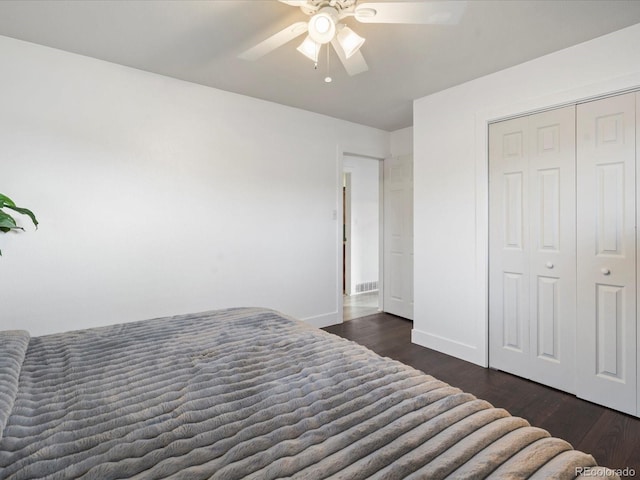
[
  {"x1": 489, "y1": 106, "x2": 577, "y2": 392},
  {"x1": 489, "y1": 116, "x2": 531, "y2": 379},
  {"x1": 383, "y1": 154, "x2": 414, "y2": 320},
  {"x1": 576, "y1": 92, "x2": 637, "y2": 415},
  {"x1": 529, "y1": 107, "x2": 577, "y2": 391}
]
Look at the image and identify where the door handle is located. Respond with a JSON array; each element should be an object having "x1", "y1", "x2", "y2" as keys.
[
  {"x1": 601, "y1": 268, "x2": 611, "y2": 276},
  {"x1": 545, "y1": 262, "x2": 554, "y2": 269}
]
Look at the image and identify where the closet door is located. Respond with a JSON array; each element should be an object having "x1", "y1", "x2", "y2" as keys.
[
  {"x1": 576, "y1": 92, "x2": 637, "y2": 415},
  {"x1": 489, "y1": 116, "x2": 531, "y2": 379},
  {"x1": 489, "y1": 106, "x2": 576, "y2": 391},
  {"x1": 528, "y1": 107, "x2": 576, "y2": 392}
]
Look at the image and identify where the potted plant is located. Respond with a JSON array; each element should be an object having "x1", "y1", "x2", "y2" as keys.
[{"x1": 0, "y1": 193, "x2": 38, "y2": 255}]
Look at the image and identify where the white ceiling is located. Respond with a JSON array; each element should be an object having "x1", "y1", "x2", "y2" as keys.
[{"x1": 1, "y1": 0, "x2": 640, "y2": 131}]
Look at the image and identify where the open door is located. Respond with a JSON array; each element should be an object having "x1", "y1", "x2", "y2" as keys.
[{"x1": 383, "y1": 154, "x2": 414, "y2": 320}]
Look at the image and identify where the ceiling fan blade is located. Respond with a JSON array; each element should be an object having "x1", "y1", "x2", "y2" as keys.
[
  {"x1": 331, "y1": 38, "x2": 369, "y2": 76},
  {"x1": 354, "y1": 1, "x2": 467, "y2": 25},
  {"x1": 239, "y1": 21, "x2": 308, "y2": 61}
]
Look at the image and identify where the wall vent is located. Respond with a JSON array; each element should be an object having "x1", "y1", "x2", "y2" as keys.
[{"x1": 355, "y1": 281, "x2": 378, "y2": 293}]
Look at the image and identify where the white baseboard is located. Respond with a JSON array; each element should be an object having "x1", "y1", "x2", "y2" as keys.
[
  {"x1": 411, "y1": 328, "x2": 486, "y2": 367},
  {"x1": 303, "y1": 311, "x2": 341, "y2": 329}
]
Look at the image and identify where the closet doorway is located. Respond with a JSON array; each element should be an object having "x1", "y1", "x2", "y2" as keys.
[{"x1": 343, "y1": 154, "x2": 382, "y2": 320}]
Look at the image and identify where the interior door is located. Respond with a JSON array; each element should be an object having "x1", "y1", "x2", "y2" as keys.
[
  {"x1": 527, "y1": 106, "x2": 576, "y2": 392},
  {"x1": 489, "y1": 116, "x2": 531, "y2": 379},
  {"x1": 489, "y1": 106, "x2": 576, "y2": 391},
  {"x1": 576, "y1": 92, "x2": 637, "y2": 415},
  {"x1": 383, "y1": 154, "x2": 413, "y2": 320}
]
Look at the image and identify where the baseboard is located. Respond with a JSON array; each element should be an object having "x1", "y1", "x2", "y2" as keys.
[
  {"x1": 411, "y1": 328, "x2": 486, "y2": 367},
  {"x1": 303, "y1": 311, "x2": 341, "y2": 329}
]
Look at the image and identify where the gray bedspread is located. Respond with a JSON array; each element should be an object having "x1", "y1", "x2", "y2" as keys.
[{"x1": 0, "y1": 308, "x2": 618, "y2": 479}]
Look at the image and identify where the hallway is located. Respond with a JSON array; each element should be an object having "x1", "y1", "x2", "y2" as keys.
[{"x1": 343, "y1": 291, "x2": 379, "y2": 321}]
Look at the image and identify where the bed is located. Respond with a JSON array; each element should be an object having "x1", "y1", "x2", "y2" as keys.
[{"x1": 0, "y1": 307, "x2": 619, "y2": 479}]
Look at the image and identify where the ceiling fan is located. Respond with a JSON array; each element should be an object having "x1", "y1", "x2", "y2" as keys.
[{"x1": 239, "y1": 0, "x2": 467, "y2": 77}]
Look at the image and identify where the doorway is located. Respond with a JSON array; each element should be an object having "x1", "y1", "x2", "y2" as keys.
[{"x1": 342, "y1": 154, "x2": 382, "y2": 320}]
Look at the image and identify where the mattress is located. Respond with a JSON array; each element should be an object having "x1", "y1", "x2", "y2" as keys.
[{"x1": 0, "y1": 308, "x2": 619, "y2": 479}]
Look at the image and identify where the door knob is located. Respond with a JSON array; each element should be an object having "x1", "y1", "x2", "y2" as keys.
[
  {"x1": 545, "y1": 262, "x2": 554, "y2": 269},
  {"x1": 601, "y1": 268, "x2": 611, "y2": 275}
]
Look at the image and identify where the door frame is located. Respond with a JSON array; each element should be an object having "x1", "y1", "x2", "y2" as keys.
[
  {"x1": 343, "y1": 172, "x2": 352, "y2": 295},
  {"x1": 336, "y1": 147, "x2": 385, "y2": 323}
]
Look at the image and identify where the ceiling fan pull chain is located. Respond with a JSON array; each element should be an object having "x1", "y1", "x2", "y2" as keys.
[
  {"x1": 325, "y1": 42, "x2": 332, "y2": 83},
  {"x1": 327, "y1": 41, "x2": 330, "y2": 68}
]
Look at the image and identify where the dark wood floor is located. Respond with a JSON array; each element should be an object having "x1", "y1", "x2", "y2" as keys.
[{"x1": 324, "y1": 313, "x2": 640, "y2": 476}]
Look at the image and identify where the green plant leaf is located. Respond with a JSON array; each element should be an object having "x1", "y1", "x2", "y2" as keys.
[
  {"x1": 0, "y1": 210, "x2": 19, "y2": 230},
  {"x1": 0, "y1": 193, "x2": 16, "y2": 208},
  {"x1": 0, "y1": 210, "x2": 12, "y2": 254},
  {"x1": 4, "y1": 205, "x2": 38, "y2": 228},
  {"x1": 0, "y1": 194, "x2": 37, "y2": 256}
]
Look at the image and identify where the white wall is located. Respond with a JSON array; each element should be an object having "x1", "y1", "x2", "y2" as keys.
[
  {"x1": 413, "y1": 23, "x2": 640, "y2": 366},
  {"x1": 343, "y1": 156, "x2": 380, "y2": 293},
  {"x1": 390, "y1": 127, "x2": 413, "y2": 156},
  {"x1": 0, "y1": 35, "x2": 390, "y2": 336}
]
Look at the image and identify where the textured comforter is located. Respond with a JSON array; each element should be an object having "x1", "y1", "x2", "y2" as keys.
[{"x1": 0, "y1": 308, "x2": 618, "y2": 479}]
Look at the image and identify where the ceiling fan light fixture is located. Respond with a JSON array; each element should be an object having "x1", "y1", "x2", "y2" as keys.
[
  {"x1": 297, "y1": 35, "x2": 321, "y2": 62},
  {"x1": 314, "y1": 15, "x2": 332, "y2": 34},
  {"x1": 308, "y1": 7, "x2": 338, "y2": 44},
  {"x1": 336, "y1": 26, "x2": 365, "y2": 59}
]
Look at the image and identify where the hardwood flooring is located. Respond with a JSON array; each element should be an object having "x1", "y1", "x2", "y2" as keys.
[{"x1": 323, "y1": 313, "x2": 640, "y2": 476}]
